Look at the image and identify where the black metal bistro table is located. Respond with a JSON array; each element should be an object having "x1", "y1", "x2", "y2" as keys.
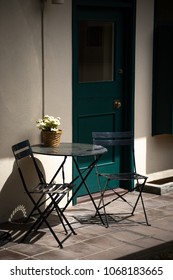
[{"x1": 32, "y1": 143, "x2": 107, "y2": 225}]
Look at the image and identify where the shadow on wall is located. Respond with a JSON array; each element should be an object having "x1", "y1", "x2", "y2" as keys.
[{"x1": 0, "y1": 157, "x2": 46, "y2": 223}]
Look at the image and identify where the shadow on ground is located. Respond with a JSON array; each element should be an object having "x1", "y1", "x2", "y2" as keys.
[{"x1": 119, "y1": 240, "x2": 173, "y2": 260}]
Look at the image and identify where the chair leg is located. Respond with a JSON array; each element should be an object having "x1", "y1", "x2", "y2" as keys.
[
  {"x1": 96, "y1": 180, "x2": 130, "y2": 227},
  {"x1": 21, "y1": 213, "x2": 63, "y2": 248},
  {"x1": 48, "y1": 193, "x2": 77, "y2": 236},
  {"x1": 33, "y1": 194, "x2": 76, "y2": 238},
  {"x1": 140, "y1": 194, "x2": 151, "y2": 226},
  {"x1": 96, "y1": 180, "x2": 110, "y2": 227},
  {"x1": 24, "y1": 194, "x2": 45, "y2": 223},
  {"x1": 96, "y1": 180, "x2": 150, "y2": 227},
  {"x1": 20, "y1": 197, "x2": 64, "y2": 248},
  {"x1": 132, "y1": 183, "x2": 150, "y2": 226},
  {"x1": 57, "y1": 206, "x2": 77, "y2": 236},
  {"x1": 32, "y1": 192, "x2": 68, "y2": 234},
  {"x1": 48, "y1": 193, "x2": 69, "y2": 235}
]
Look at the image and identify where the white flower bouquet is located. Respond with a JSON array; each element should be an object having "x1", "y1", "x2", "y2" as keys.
[
  {"x1": 36, "y1": 115, "x2": 62, "y2": 147},
  {"x1": 36, "y1": 115, "x2": 61, "y2": 132}
]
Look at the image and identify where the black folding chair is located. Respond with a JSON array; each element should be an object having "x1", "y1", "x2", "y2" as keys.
[
  {"x1": 12, "y1": 140, "x2": 76, "y2": 248},
  {"x1": 92, "y1": 131, "x2": 150, "y2": 227}
]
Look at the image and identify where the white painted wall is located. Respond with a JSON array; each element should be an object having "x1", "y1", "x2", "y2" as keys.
[
  {"x1": 44, "y1": 1, "x2": 72, "y2": 140},
  {"x1": 0, "y1": 0, "x2": 42, "y2": 222},
  {"x1": 135, "y1": 0, "x2": 173, "y2": 180},
  {"x1": 41, "y1": 0, "x2": 73, "y2": 208},
  {"x1": 0, "y1": 0, "x2": 72, "y2": 222},
  {"x1": 0, "y1": 0, "x2": 173, "y2": 222}
]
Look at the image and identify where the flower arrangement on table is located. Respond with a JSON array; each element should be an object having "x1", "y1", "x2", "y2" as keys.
[{"x1": 36, "y1": 115, "x2": 62, "y2": 147}]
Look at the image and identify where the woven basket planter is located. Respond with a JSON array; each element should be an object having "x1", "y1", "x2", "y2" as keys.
[{"x1": 42, "y1": 129, "x2": 62, "y2": 147}]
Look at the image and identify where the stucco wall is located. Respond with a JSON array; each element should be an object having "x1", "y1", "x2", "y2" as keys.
[
  {"x1": 135, "y1": 0, "x2": 173, "y2": 181},
  {"x1": 0, "y1": 0, "x2": 72, "y2": 222},
  {"x1": 37, "y1": 0, "x2": 73, "y2": 208},
  {"x1": 0, "y1": 0, "x2": 173, "y2": 222},
  {"x1": 0, "y1": 0, "x2": 42, "y2": 222}
]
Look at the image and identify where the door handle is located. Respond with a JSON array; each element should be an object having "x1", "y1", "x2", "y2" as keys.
[{"x1": 113, "y1": 99, "x2": 121, "y2": 109}]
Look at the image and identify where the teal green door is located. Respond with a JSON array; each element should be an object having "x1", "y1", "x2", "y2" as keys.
[{"x1": 73, "y1": 2, "x2": 135, "y2": 199}]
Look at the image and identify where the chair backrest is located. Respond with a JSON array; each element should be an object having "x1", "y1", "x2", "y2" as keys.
[
  {"x1": 92, "y1": 131, "x2": 134, "y2": 147},
  {"x1": 12, "y1": 140, "x2": 45, "y2": 193},
  {"x1": 12, "y1": 140, "x2": 32, "y2": 161},
  {"x1": 92, "y1": 131, "x2": 136, "y2": 173}
]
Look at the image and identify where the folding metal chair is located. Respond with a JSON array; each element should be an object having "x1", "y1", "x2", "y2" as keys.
[
  {"x1": 92, "y1": 131, "x2": 150, "y2": 227},
  {"x1": 12, "y1": 140, "x2": 76, "y2": 248}
]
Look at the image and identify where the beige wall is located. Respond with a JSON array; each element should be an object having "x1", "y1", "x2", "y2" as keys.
[
  {"x1": 38, "y1": 1, "x2": 73, "y2": 208},
  {"x1": 0, "y1": 0, "x2": 72, "y2": 222},
  {"x1": 135, "y1": 0, "x2": 173, "y2": 180},
  {"x1": 0, "y1": 0, "x2": 42, "y2": 222},
  {"x1": 0, "y1": 0, "x2": 173, "y2": 222},
  {"x1": 44, "y1": 1, "x2": 72, "y2": 141}
]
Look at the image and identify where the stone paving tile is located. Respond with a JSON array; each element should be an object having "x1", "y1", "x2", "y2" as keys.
[
  {"x1": 154, "y1": 231, "x2": 173, "y2": 242},
  {"x1": 63, "y1": 242, "x2": 104, "y2": 258},
  {"x1": 81, "y1": 243, "x2": 142, "y2": 260},
  {"x1": 153, "y1": 193, "x2": 173, "y2": 202},
  {"x1": 128, "y1": 225, "x2": 172, "y2": 241},
  {"x1": 146, "y1": 208, "x2": 172, "y2": 220},
  {"x1": 83, "y1": 235, "x2": 123, "y2": 250},
  {"x1": 128, "y1": 237, "x2": 164, "y2": 249},
  {"x1": 151, "y1": 218, "x2": 173, "y2": 232},
  {"x1": 32, "y1": 232, "x2": 72, "y2": 248},
  {"x1": 35, "y1": 242, "x2": 103, "y2": 260},
  {"x1": 33, "y1": 249, "x2": 80, "y2": 260},
  {"x1": 163, "y1": 215, "x2": 173, "y2": 222},
  {"x1": 0, "y1": 192, "x2": 173, "y2": 260},
  {"x1": 161, "y1": 204, "x2": 173, "y2": 213},
  {"x1": 0, "y1": 241, "x2": 16, "y2": 250},
  {"x1": 108, "y1": 229, "x2": 144, "y2": 242},
  {"x1": 8, "y1": 243, "x2": 52, "y2": 257},
  {"x1": 0, "y1": 249, "x2": 27, "y2": 260}
]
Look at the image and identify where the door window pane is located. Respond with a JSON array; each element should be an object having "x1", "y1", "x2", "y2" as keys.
[{"x1": 79, "y1": 21, "x2": 114, "y2": 82}]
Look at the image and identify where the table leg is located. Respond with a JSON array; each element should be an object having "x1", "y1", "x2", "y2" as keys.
[
  {"x1": 63, "y1": 155, "x2": 106, "y2": 226},
  {"x1": 49, "y1": 156, "x2": 67, "y2": 184}
]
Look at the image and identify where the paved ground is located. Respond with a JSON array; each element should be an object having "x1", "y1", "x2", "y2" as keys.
[{"x1": 0, "y1": 191, "x2": 173, "y2": 260}]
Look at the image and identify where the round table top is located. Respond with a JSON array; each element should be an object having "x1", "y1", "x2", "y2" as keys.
[{"x1": 32, "y1": 142, "x2": 107, "y2": 157}]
